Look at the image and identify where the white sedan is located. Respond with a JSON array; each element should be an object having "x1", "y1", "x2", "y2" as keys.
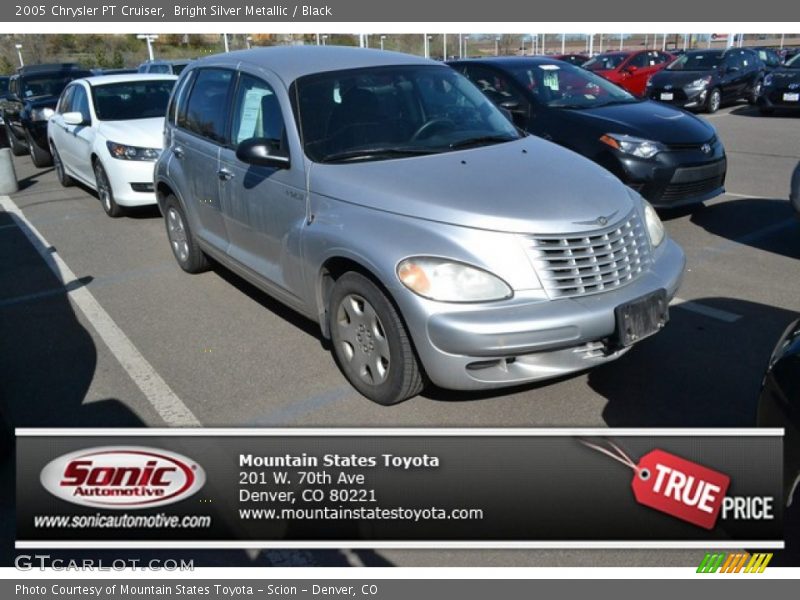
[{"x1": 48, "y1": 74, "x2": 177, "y2": 217}]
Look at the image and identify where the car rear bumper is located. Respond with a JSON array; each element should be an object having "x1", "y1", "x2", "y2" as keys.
[
  {"x1": 405, "y1": 238, "x2": 685, "y2": 390},
  {"x1": 758, "y1": 90, "x2": 800, "y2": 111}
]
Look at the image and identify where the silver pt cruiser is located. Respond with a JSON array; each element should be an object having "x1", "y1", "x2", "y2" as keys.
[{"x1": 155, "y1": 46, "x2": 686, "y2": 405}]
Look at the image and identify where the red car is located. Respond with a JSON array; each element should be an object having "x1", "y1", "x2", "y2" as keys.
[{"x1": 584, "y1": 50, "x2": 674, "y2": 97}]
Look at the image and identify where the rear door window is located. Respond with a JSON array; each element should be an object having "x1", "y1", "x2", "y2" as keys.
[{"x1": 180, "y1": 68, "x2": 234, "y2": 144}]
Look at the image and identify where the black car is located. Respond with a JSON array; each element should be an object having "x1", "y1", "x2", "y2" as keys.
[
  {"x1": 758, "y1": 318, "x2": 800, "y2": 510},
  {"x1": 758, "y1": 53, "x2": 800, "y2": 115},
  {"x1": 646, "y1": 48, "x2": 764, "y2": 113},
  {"x1": 448, "y1": 57, "x2": 726, "y2": 208},
  {"x1": 0, "y1": 75, "x2": 10, "y2": 148},
  {"x1": 0, "y1": 63, "x2": 91, "y2": 167},
  {"x1": 791, "y1": 161, "x2": 799, "y2": 216}
]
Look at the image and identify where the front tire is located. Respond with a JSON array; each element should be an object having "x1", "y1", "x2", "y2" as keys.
[
  {"x1": 26, "y1": 131, "x2": 52, "y2": 168},
  {"x1": 705, "y1": 88, "x2": 721, "y2": 114},
  {"x1": 94, "y1": 161, "x2": 124, "y2": 218},
  {"x1": 51, "y1": 143, "x2": 74, "y2": 187},
  {"x1": 163, "y1": 194, "x2": 209, "y2": 273},
  {"x1": 5, "y1": 125, "x2": 26, "y2": 156},
  {"x1": 329, "y1": 272, "x2": 424, "y2": 405}
]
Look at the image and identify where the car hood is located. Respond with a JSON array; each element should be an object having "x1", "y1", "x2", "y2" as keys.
[
  {"x1": 308, "y1": 137, "x2": 637, "y2": 235},
  {"x1": 558, "y1": 101, "x2": 714, "y2": 144},
  {"x1": 768, "y1": 69, "x2": 800, "y2": 83},
  {"x1": 97, "y1": 117, "x2": 165, "y2": 149},
  {"x1": 650, "y1": 70, "x2": 716, "y2": 87}
]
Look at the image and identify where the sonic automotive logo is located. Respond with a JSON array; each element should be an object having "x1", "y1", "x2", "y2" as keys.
[{"x1": 40, "y1": 447, "x2": 206, "y2": 509}]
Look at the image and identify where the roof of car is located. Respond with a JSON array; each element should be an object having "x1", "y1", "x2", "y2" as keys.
[
  {"x1": 142, "y1": 59, "x2": 191, "y2": 65},
  {"x1": 81, "y1": 73, "x2": 179, "y2": 86},
  {"x1": 448, "y1": 56, "x2": 575, "y2": 67},
  {"x1": 191, "y1": 45, "x2": 434, "y2": 83}
]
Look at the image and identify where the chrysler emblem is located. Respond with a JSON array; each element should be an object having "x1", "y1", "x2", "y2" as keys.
[
  {"x1": 701, "y1": 143, "x2": 712, "y2": 154},
  {"x1": 574, "y1": 210, "x2": 619, "y2": 227}
]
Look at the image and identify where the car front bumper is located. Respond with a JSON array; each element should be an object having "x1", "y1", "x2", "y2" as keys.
[
  {"x1": 401, "y1": 238, "x2": 685, "y2": 391},
  {"x1": 617, "y1": 145, "x2": 726, "y2": 209},
  {"x1": 758, "y1": 88, "x2": 800, "y2": 111},
  {"x1": 100, "y1": 154, "x2": 159, "y2": 207},
  {"x1": 648, "y1": 86, "x2": 709, "y2": 110}
]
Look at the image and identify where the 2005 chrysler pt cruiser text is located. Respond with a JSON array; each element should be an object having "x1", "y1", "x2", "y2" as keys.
[{"x1": 155, "y1": 46, "x2": 686, "y2": 405}]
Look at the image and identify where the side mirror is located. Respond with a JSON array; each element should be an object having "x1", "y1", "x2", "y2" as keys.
[
  {"x1": 63, "y1": 111, "x2": 86, "y2": 126},
  {"x1": 726, "y1": 65, "x2": 740, "y2": 74},
  {"x1": 235, "y1": 137, "x2": 290, "y2": 169},
  {"x1": 626, "y1": 65, "x2": 639, "y2": 74}
]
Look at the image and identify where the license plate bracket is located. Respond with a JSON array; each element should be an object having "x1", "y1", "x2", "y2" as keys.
[{"x1": 613, "y1": 289, "x2": 669, "y2": 348}]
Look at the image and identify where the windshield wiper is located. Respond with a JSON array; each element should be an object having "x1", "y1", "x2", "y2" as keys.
[
  {"x1": 320, "y1": 147, "x2": 439, "y2": 163},
  {"x1": 449, "y1": 135, "x2": 517, "y2": 150}
]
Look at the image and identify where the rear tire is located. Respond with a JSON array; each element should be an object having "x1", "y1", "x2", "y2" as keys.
[
  {"x1": 329, "y1": 272, "x2": 424, "y2": 405},
  {"x1": 163, "y1": 194, "x2": 209, "y2": 273},
  {"x1": 51, "y1": 143, "x2": 74, "y2": 187},
  {"x1": 26, "y1": 131, "x2": 53, "y2": 168},
  {"x1": 94, "y1": 161, "x2": 124, "y2": 218},
  {"x1": 748, "y1": 80, "x2": 762, "y2": 105},
  {"x1": 5, "y1": 125, "x2": 26, "y2": 156},
  {"x1": 705, "y1": 88, "x2": 721, "y2": 114}
]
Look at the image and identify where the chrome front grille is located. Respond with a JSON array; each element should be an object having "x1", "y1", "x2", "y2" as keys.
[{"x1": 525, "y1": 210, "x2": 651, "y2": 299}]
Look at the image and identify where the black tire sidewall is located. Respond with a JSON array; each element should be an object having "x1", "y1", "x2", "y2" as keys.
[
  {"x1": 51, "y1": 144, "x2": 73, "y2": 186},
  {"x1": 163, "y1": 195, "x2": 208, "y2": 273},
  {"x1": 329, "y1": 272, "x2": 419, "y2": 405},
  {"x1": 707, "y1": 89, "x2": 721, "y2": 113},
  {"x1": 94, "y1": 161, "x2": 122, "y2": 217}
]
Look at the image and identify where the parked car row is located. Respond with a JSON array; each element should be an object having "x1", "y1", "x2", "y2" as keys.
[{"x1": 2, "y1": 46, "x2": 795, "y2": 407}]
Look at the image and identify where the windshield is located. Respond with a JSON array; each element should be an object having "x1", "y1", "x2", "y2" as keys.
[
  {"x1": 172, "y1": 63, "x2": 188, "y2": 75},
  {"x1": 667, "y1": 52, "x2": 722, "y2": 71},
  {"x1": 21, "y1": 73, "x2": 83, "y2": 98},
  {"x1": 786, "y1": 54, "x2": 800, "y2": 69},
  {"x1": 510, "y1": 62, "x2": 637, "y2": 109},
  {"x1": 294, "y1": 65, "x2": 520, "y2": 163},
  {"x1": 584, "y1": 54, "x2": 628, "y2": 71},
  {"x1": 92, "y1": 80, "x2": 175, "y2": 120}
]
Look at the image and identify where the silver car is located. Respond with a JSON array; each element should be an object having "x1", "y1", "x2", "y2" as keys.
[{"x1": 155, "y1": 46, "x2": 686, "y2": 405}]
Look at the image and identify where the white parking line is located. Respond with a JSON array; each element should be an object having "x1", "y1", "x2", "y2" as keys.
[
  {"x1": 0, "y1": 195, "x2": 200, "y2": 427},
  {"x1": 670, "y1": 297, "x2": 742, "y2": 323}
]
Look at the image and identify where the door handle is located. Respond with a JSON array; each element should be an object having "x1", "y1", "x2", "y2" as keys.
[
  {"x1": 173, "y1": 146, "x2": 184, "y2": 159},
  {"x1": 217, "y1": 168, "x2": 234, "y2": 181}
]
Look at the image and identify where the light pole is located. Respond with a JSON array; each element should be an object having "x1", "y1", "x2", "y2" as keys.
[
  {"x1": 14, "y1": 44, "x2": 23, "y2": 67},
  {"x1": 443, "y1": 34, "x2": 447, "y2": 60},
  {"x1": 619, "y1": 33, "x2": 624, "y2": 51},
  {"x1": 246, "y1": 36, "x2": 252, "y2": 49},
  {"x1": 136, "y1": 34, "x2": 158, "y2": 61},
  {"x1": 463, "y1": 35, "x2": 469, "y2": 58},
  {"x1": 495, "y1": 36, "x2": 500, "y2": 57},
  {"x1": 322, "y1": 35, "x2": 328, "y2": 46},
  {"x1": 380, "y1": 35, "x2": 386, "y2": 51},
  {"x1": 315, "y1": 33, "x2": 320, "y2": 46},
  {"x1": 521, "y1": 36, "x2": 526, "y2": 55},
  {"x1": 222, "y1": 33, "x2": 229, "y2": 53},
  {"x1": 561, "y1": 33, "x2": 565, "y2": 55}
]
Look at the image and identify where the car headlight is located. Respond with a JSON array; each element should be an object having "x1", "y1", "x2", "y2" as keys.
[
  {"x1": 600, "y1": 134, "x2": 666, "y2": 159},
  {"x1": 764, "y1": 73, "x2": 774, "y2": 87},
  {"x1": 106, "y1": 141, "x2": 161, "y2": 161},
  {"x1": 643, "y1": 200, "x2": 665, "y2": 247},
  {"x1": 397, "y1": 257, "x2": 513, "y2": 303},
  {"x1": 30, "y1": 107, "x2": 55, "y2": 122},
  {"x1": 685, "y1": 76, "x2": 712, "y2": 90}
]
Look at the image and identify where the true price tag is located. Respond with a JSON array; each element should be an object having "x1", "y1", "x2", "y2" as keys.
[{"x1": 581, "y1": 440, "x2": 730, "y2": 530}]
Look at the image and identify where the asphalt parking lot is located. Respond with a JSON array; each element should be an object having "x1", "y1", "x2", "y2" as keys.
[{"x1": 1, "y1": 101, "x2": 799, "y2": 567}]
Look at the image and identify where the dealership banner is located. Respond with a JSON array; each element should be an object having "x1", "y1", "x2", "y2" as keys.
[{"x1": 15, "y1": 429, "x2": 784, "y2": 549}]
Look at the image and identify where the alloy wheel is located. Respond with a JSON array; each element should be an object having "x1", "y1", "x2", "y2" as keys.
[{"x1": 166, "y1": 207, "x2": 190, "y2": 264}]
